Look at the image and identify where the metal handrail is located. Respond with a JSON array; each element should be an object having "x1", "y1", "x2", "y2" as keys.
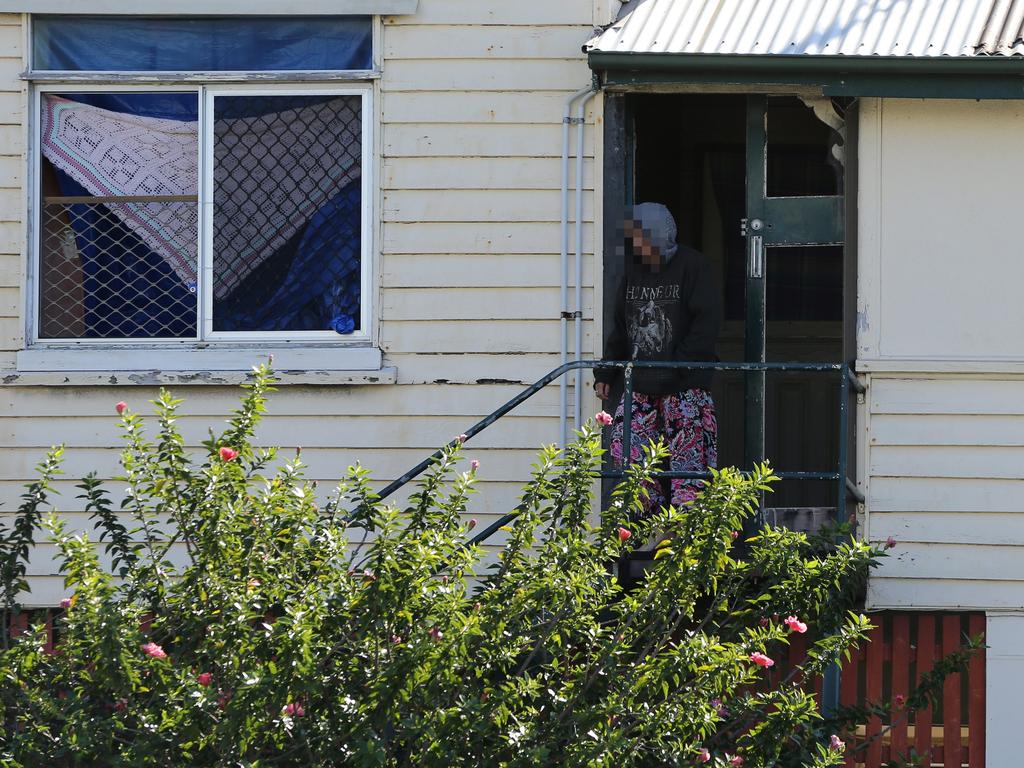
[{"x1": 370, "y1": 359, "x2": 865, "y2": 548}]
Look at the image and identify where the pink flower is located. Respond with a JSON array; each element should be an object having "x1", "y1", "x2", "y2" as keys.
[
  {"x1": 457, "y1": 433, "x2": 468, "y2": 444},
  {"x1": 217, "y1": 692, "x2": 231, "y2": 710},
  {"x1": 829, "y1": 734, "x2": 846, "y2": 752},
  {"x1": 115, "y1": 401, "x2": 128, "y2": 415},
  {"x1": 759, "y1": 617, "x2": 770, "y2": 627},
  {"x1": 219, "y1": 446, "x2": 239, "y2": 462},
  {"x1": 710, "y1": 697, "x2": 728, "y2": 716},
  {"x1": 468, "y1": 518, "x2": 477, "y2": 530},
  {"x1": 283, "y1": 702, "x2": 305, "y2": 717},
  {"x1": 784, "y1": 615, "x2": 808, "y2": 634},
  {"x1": 470, "y1": 459, "x2": 480, "y2": 471},
  {"x1": 248, "y1": 578, "x2": 261, "y2": 589},
  {"x1": 893, "y1": 693, "x2": 906, "y2": 709},
  {"x1": 197, "y1": 672, "x2": 212, "y2": 687},
  {"x1": 730, "y1": 530, "x2": 739, "y2": 539},
  {"x1": 595, "y1": 411, "x2": 613, "y2": 427},
  {"x1": 618, "y1": 527, "x2": 632, "y2": 542},
  {"x1": 59, "y1": 597, "x2": 72, "y2": 610},
  {"x1": 429, "y1": 626, "x2": 443, "y2": 641},
  {"x1": 141, "y1": 642, "x2": 167, "y2": 660},
  {"x1": 750, "y1": 652, "x2": 774, "y2": 668},
  {"x1": 885, "y1": 536, "x2": 897, "y2": 549},
  {"x1": 391, "y1": 634, "x2": 402, "y2": 645},
  {"x1": 697, "y1": 747, "x2": 711, "y2": 763},
  {"x1": 729, "y1": 755, "x2": 744, "y2": 766}
]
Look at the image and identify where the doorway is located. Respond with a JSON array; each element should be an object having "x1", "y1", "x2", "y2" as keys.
[{"x1": 604, "y1": 93, "x2": 853, "y2": 512}]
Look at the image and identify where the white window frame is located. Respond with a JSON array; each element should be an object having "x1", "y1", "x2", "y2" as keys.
[{"x1": 28, "y1": 81, "x2": 375, "y2": 349}]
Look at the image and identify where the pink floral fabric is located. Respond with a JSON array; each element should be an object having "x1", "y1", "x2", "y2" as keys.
[{"x1": 609, "y1": 388, "x2": 717, "y2": 516}]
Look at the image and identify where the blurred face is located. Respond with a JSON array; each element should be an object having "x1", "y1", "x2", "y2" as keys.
[{"x1": 624, "y1": 218, "x2": 661, "y2": 268}]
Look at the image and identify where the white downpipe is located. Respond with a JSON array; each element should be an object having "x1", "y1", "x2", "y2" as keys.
[
  {"x1": 559, "y1": 86, "x2": 593, "y2": 447},
  {"x1": 573, "y1": 88, "x2": 598, "y2": 434}
]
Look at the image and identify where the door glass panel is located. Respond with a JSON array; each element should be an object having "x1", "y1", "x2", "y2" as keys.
[
  {"x1": 765, "y1": 245, "x2": 842, "y2": 323},
  {"x1": 764, "y1": 244, "x2": 843, "y2": 507},
  {"x1": 766, "y1": 96, "x2": 842, "y2": 197}
]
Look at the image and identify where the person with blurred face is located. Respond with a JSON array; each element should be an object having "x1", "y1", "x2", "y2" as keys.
[{"x1": 594, "y1": 202, "x2": 722, "y2": 517}]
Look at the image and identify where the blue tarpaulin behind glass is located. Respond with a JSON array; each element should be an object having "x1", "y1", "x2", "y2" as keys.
[{"x1": 33, "y1": 16, "x2": 372, "y2": 71}]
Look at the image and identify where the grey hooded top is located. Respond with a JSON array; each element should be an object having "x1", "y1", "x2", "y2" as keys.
[
  {"x1": 630, "y1": 202, "x2": 678, "y2": 263},
  {"x1": 596, "y1": 203, "x2": 722, "y2": 395}
]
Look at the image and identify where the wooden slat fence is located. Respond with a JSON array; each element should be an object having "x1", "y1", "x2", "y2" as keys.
[{"x1": 811, "y1": 612, "x2": 983, "y2": 768}]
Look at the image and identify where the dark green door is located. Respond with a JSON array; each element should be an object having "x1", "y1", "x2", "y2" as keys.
[{"x1": 743, "y1": 95, "x2": 844, "y2": 476}]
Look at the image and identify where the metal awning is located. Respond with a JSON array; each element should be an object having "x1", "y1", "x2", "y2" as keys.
[{"x1": 587, "y1": 0, "x2": 1024, "y2": 97}]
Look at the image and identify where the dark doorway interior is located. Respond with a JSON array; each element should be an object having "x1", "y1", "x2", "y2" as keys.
[{"x1": 627, "y1": 93, "x2": 847, "y2": 509}]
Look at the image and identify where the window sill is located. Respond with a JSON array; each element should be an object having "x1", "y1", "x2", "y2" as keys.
[{"x1": 8, "y1": 345, "x2": 395, "y2": 386}]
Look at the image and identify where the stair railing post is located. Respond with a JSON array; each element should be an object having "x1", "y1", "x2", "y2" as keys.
[{"x1": 622, "y1": 362, "x2": 634, "y2": 470}]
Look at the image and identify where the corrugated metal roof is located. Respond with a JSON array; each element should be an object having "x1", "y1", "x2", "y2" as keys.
[
  {"x1": 586, "y1": 0, "x2": 1020, "y2": 58},
  {"x1": 977, "y1": 0, "x2": 1024, "y2": 55}
]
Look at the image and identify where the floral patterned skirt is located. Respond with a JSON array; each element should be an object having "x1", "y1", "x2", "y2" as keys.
[{"x1": 609, "y1": 388, "x2": 718, "y2": 517}]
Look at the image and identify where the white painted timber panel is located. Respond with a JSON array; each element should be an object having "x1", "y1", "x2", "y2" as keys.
[
  {"x1": 382, "y1": 189, "x2": 595, "y2": 222},
  {"x1": 383, "y1": 0, "x2": 594, "y2": 26},
  {"x1": 867, "y1": 579, "x2": 1024, "y2": 611},
  {"x1": 871, "y1": 513, "x2": 1024, "y2": 546},
  {"x1": 870, "y1": 477, "x2": 1024, "y2": 514},
  {"x1": 383, "y1": 25, "x2": 593, "y2": 59},
  {"x1": 381, "y1": 287, "x2": 593, "y2": 320},
  {"x1": 383, "y1": 59, "x2": 592, "y2": 93},
  {"x1": 388, "y1": 353, "x2": 564, "y2": 384},
  {"x1": 985, "y1": 614, "x2": 1024, "y2": 768},
  {"x1": 381, "y1": 254, "x2": 594, "y2": 288},
  {"x1": 380, "y1": 319, "x2": 593, "y2": 354},
  {"x1": 383, "y1": 90, "x2": 591, "y2": 124},
  {"x1": 869, "y1": 99, "x2": 1024, "y2": 360},
  {"x1": 383, "y1": 157, "x2": 594, "y2": 191},
  {"x1": 870, "y1": 377, "x2": 1024, "y2": 415},
  {"x1": 0, "y1": 383, "x2": 564, "y2": 417},
  {"x1": 0, "y1": 15, "x2": 22, "y2": 346},
  {"x1": 383, "y1": 222, "x2": 594, "y2": 254},
  {"x1": 383, "y1": 123, "x2": 593, "y2": 158},
  {"x1": 867, "y1": 374, "x2": 1024, "y2": 610}
]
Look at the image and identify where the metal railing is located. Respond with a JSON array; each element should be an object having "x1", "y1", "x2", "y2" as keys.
[{"x1": 371, "y1": 359, "x2": 866, "y2": 549}]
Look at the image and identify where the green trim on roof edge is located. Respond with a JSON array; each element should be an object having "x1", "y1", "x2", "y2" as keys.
[{"x1": 588, "y1": 52, "x2": 1024, "y2": 98}]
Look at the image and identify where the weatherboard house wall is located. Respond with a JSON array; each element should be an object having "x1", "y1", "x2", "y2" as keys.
[
  {"x1": 0, "y1": 1, "x2": 606, "y2": 604},
  {"x1": 856, "y1": 97, "x2": 1024, "y2": 613}
]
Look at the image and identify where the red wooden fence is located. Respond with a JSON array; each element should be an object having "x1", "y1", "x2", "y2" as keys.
[
  {"x1": 8, "y1": 608, "x2": 986, "y2": 766},
  {"x1": 816, "y1": 612, "x2": 983, "y2": 768}
]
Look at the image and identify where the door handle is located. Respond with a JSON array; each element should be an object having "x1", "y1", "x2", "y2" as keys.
[{"x1": 747, "y1": 234, "x2": 764, "y2": 278}]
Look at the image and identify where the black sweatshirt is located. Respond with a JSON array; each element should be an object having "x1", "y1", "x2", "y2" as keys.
[{"x1": 595, "y1": 245, "x2": 722, "y2": 395}]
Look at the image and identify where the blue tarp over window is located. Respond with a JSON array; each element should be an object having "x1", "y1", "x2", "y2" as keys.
[{"x1": 33, "y1": 16, "x2": 373, "y2": 71}]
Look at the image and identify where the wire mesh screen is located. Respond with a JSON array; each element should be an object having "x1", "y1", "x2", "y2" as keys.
[
  {"x1": 211, "y1": 94, "x2": 363, "y2": 334},
  {"x1": 39, "y1": 196, "x2": 198, "y2": 339}
]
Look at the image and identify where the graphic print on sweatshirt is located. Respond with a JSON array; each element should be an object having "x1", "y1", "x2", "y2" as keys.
[{"x1": 625, "y1": 283, "x2": 680, "y2": 357}]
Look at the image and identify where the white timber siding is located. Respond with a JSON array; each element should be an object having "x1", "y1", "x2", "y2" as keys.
[
  {"x1": 858, "y1": 98, "x2": 1024, "y2": 610},
  {"x1": 0, "y1": 2, "x2": 602, "y2": 605}
]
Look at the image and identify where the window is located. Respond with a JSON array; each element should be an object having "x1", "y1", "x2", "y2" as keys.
[{"x1": 31, "y1": 18, "x2": 373, "y2": 345}]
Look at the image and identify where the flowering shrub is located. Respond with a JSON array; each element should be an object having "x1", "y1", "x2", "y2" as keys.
[{"x1": 0, "y1": 363, "x2": 975, "y2": 766}]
